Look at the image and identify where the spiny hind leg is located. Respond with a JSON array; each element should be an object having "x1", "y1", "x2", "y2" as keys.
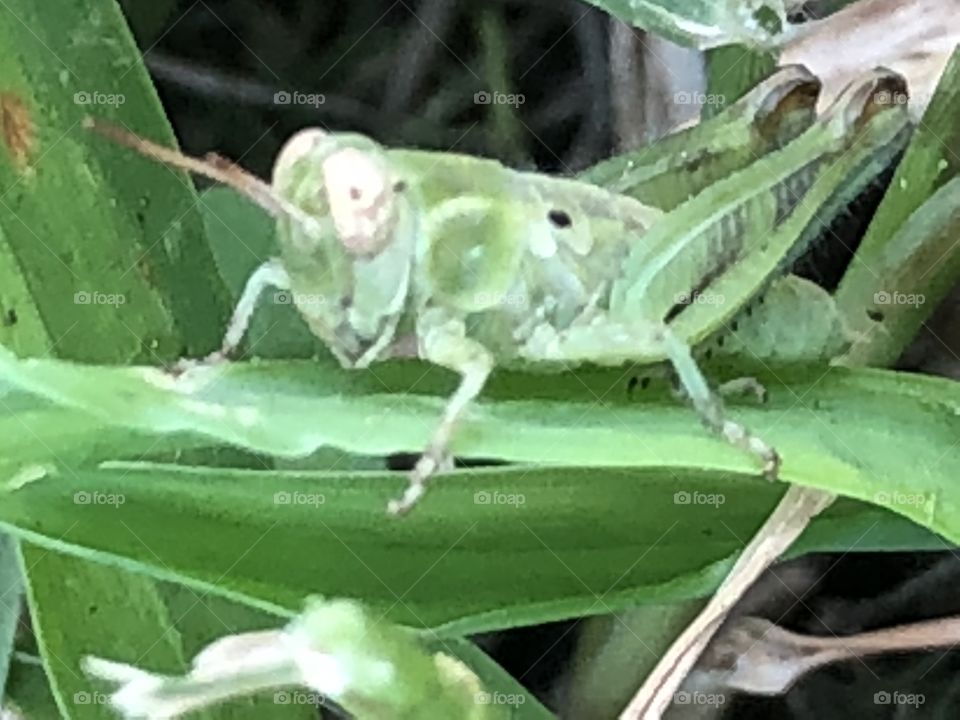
[
  {"x1": 520, "y1": 320, "x2": 779, "y2": 478},
  {"x1": 388, "y1": 312, "x2": 494, "y2": 516}
]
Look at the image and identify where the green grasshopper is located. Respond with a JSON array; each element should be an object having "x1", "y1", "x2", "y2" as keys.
[{"x1": 88, "y1": 66, "x2": 910, "y2": 515}]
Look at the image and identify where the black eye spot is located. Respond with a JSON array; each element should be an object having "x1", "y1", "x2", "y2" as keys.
[
  {"x1": 867, "y1": 309, "x2": 884, "y2": 322},
  {"x1": 393, "y1": 180, "x2": 407, "y2": 193},
  {"x1": 2, "y1": 309, "x2": 16, "y2": 326},
  {"x1": 704, "y1": 348, "x2": 714, "y2": 360},
  {"x1": 548, "y1": 210, "x2": 573, "y2": 228}
]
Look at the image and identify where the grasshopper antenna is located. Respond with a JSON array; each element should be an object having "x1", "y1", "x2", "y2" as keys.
[{"x1": 83, "y1": 117, "x2": 321, "y2": 234}]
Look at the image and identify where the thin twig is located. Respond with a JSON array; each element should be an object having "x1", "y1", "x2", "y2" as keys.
[{"x1": 619, "y1": 485, "x2": 836, "y2": 719}]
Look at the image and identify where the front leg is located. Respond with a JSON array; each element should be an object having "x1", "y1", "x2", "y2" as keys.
[
  {"x1": 387, "y1": 310, "x2": 494, "y2": 516},
  {"x1": 213, "y1": 258, "x2": 292, "y2": 361},
  {"x1": 178, "y1": 258, "x2": 291, "y2": 371}
]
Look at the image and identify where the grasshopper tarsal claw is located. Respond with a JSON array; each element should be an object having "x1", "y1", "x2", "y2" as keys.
[
  {"x1": 718, "y1": 377, "x2": 768, "y2": 403},
  {"x1": 764, "y1": 452, "x2": 782, "y2": 481},
  {"x1": 387, "y1": 450, "x2": 454, "y2": 516},
  {"x1": 169, "y1": 350, "x2": 229, "y2": 377}
]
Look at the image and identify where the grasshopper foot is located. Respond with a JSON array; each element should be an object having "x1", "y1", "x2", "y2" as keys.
[
  {"x1": 763, "y1": 451, "x2": 782, "y2": 480},
  {"x1": 387, "y1": 449, "x2": 453, "y2": 516},
  {"x1": 169, "y1": 349, "x2": 230, "y2": 377},
  {"x1": 718, "y1": 377, "x2": 767, "y2": 403},
  {"x1": 722, "y1": 419, "x2": 781, "y2": 480}
]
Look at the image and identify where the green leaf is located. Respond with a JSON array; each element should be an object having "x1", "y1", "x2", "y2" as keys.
[
  {"x1": 703, "y1": 45, "x2": 777, "y2": 119},
  {"x1": 0, "y1": 2, "x2": 237, "y2": 717},
  {"x1": 0, "y1": 534, "x2": 23, "y2": 698},
  {"x1": 0, "y1": 461, "x2": 939, "y2": 636},
  {"x1": 583, "y1": 0, "x2": 789, "y2": 49},
  {"x1": 5, "y1": 653, "x2": 60, "y2": 718},
  {"x1": 1, "y1": 347, "x2": 959, "y2": 541},
  {"x1": 21, "y1": 551, "x2": 314, "y2": 719},
  {"x1": 0, "y1": 346, "x2": 951, "y2": 634},
  {"x1": 433, "y1": 639, "x2": 555, "y2": 719},
  {"x1": 0, "y1": 0, "x2": 230, "y2": 364},
  {"x1": 564, "y1": 602, "x2": 703, "y2": 718},
  {"x1": 156, "y1": 586, "x2": 319, "y2": 718},
  {"x1": 20, "y1": 549, "x2": 190, "y2": 719},
  {"x1": 836, "y1": 46, "x2": 960, "y2": 365}
]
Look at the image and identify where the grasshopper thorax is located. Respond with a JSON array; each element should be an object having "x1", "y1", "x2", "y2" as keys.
[{"x1": 272, "y1": 130, "x2": 417, "y2": 368}]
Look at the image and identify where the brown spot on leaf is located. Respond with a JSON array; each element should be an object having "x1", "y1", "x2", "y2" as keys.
[{"x1": 0, "y1": 93, "x2": 35, "y2": 173}]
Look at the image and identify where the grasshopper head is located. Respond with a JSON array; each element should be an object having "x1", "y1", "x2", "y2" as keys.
[
  {"x1": 271, "y1": 130, "x2": 417, "y2": 368},
  {"x1": 83, "y1": 120, "x2": 416, "y2": 369}
]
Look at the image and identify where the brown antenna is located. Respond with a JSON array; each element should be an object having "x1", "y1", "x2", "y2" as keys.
[{"x1": 83, "y1": 117, "x2": 321, "y2": 233}]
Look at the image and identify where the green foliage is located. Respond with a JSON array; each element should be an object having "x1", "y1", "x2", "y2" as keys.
[
  {"x1": 836, "y1": 46, "x2": 960, "y2": 365},
  {"x1": 582, "y1": 0, "x2": 789, "y2": 48},
  {"x1": 0, "y1": 346, "x2": 953, "y2": 631},
  {"x1": 2, "y1": 0, "x2": 960, "y2": 718}
]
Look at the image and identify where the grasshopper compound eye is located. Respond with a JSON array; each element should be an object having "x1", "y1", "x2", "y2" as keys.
[{"x1": 321, "y1": 148, "x2": 398, "y2": 257}]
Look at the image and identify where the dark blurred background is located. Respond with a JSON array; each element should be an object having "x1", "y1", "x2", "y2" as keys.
[{"x1": 121, "y1": 0, "x2": 619, "y2": 177}]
